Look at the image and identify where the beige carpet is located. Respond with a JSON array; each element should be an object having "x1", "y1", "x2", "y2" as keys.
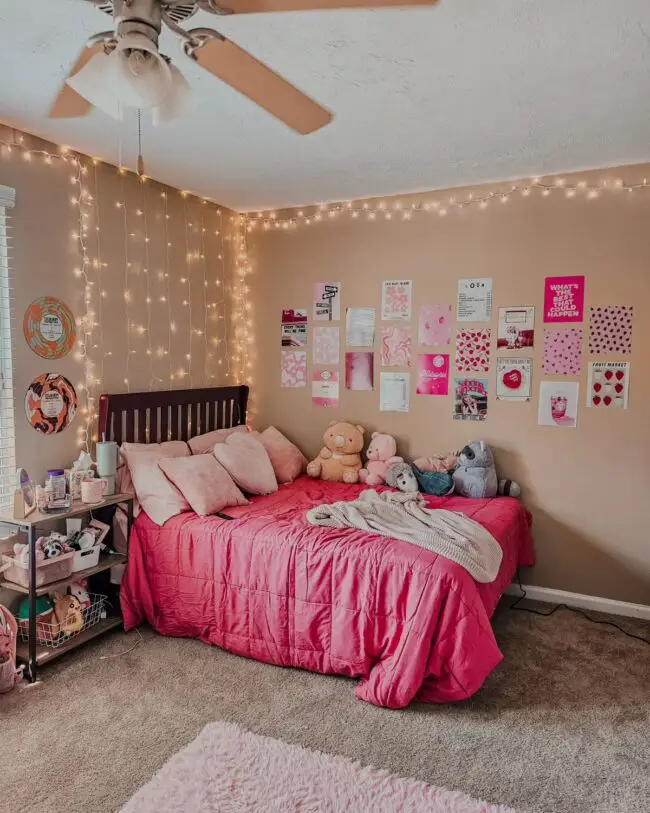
[{"x1": 2, "y1": 601, "x2": 649, "y2": 813}]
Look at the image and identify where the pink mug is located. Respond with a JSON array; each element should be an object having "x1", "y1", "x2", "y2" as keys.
[{"x1": 81, "y1": 479, "x2": 107, "y2": 504}]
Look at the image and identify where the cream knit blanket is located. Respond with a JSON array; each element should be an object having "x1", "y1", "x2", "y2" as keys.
[{"x1": 306, "y1": 489, "x2": 502, "y2": 583}]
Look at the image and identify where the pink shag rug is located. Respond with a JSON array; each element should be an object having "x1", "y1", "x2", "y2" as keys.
[{"x1": 121, "y1": 721, "x2": 519, "y2": 813}]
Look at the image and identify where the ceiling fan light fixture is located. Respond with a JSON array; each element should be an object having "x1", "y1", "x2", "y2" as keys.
[
  {"x1": 66, "y1": 32, "x2": 195, "y2": 121},
  {"x1": 151, "y1": 63, "x2": 199, "y2": 125}
]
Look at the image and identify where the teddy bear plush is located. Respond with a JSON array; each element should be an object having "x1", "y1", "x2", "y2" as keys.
[
  {"x1": 359, "y1": 432, "x2": 403, "y2": 486},
  {"x1": 306, "y1": 421, "x2": 365, "y2": 484}
]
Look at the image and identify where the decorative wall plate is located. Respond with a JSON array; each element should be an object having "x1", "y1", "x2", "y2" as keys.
[
  {"x1": 23, "y1": 296, "x2": 76, "y2": 360},
  {"x1": 24, "y1": 373, "x2": 77, "y2": 434}
]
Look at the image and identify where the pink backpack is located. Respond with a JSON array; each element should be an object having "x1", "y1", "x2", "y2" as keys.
[{"x1": 0, "y1": 604, "x2": 21, "y2": 693}]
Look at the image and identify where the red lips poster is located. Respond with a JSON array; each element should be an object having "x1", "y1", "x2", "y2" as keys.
[
  {"x1": 496, "y1": 358, "x2": 532, "y2": 402},
  {"x1": 586, "y1": 362, "x2": 630, "y2": 409}
]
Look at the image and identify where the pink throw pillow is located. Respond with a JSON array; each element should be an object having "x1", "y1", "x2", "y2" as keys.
[
  {"x1": 117, "y1": 440, "x2": 190, "y2": 497},
  {"x1": 122, "y1": 445, "x2": 191, "y2": 526},
  {"x1": 188, "y1": 425, "x2": 248, "y2": 455},
  {"x1": 213, "y1": 433, "x2": 278, "y2": 495},
  {"x1": 159, "y1": 456, "x2": 248, "y2": 516},
  {"x1": 258, "y1": 426, "x2": 307, "y2": 484}
]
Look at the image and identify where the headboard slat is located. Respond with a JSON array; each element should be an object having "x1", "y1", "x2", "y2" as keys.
[{"x1": 98, "y1": 386, "x2": 249, "y2": 446}]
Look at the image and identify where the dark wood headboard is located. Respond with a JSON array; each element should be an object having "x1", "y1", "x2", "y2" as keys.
[{"x1": 98, "y1": 386, "x2": 249, "y2": 445}]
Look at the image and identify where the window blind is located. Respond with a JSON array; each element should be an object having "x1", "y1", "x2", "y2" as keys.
[{"x1": 0, "y1": 185, "x2": 16, "y2": 511}]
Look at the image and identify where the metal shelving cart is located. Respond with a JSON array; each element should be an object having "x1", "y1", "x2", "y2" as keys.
[{"x1": 0, "y1": 493, "x2": 133, "y2": 682}]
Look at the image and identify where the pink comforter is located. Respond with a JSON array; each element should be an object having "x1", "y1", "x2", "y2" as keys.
[{"x1": 121, "y1": 478, "x2": 534, "y2": 709}]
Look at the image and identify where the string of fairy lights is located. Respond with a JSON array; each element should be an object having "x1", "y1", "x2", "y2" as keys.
[
  {"x1": 3, "y1": 128, "x2": 649, "y2": 450},
  {"x1": 244, "y1": 174, "x2": 650, "y2": 231},
  {"x1": 0, "y1": 132, "x2": 241, "y2": 450}
]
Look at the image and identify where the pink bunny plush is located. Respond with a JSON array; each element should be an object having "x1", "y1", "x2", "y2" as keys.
[{"x1": 359, "y1": 432, "x2": 403, "y2": 486}]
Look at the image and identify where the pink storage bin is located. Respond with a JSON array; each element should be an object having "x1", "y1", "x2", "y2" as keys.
[{"x1": 1, "y1": 550, "x2": 75, "y2": 589}]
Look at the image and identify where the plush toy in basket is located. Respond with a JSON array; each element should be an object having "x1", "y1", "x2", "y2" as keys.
[
  {"x1": 359, "y1": 432, "x2": 403, "y2": 486},
  {"x1": 307, "y1": 422, "x2": 365, "y2": 484}
]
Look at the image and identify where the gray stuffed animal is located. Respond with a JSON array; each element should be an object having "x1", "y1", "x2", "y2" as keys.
[
  {"x1": 384, "y1": 461, "x2": 419, "y2": 493},
  {"x1": 452, "y1": 441, "x2": 498, "y2": 498}
]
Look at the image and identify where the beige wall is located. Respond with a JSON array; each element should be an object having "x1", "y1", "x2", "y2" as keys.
[
  {"x1": 249, "y1": 166, "x2": 650, "y2": 605},
  {"x1": 0, "y1": 126, "x2": 237, "y2": 484}
]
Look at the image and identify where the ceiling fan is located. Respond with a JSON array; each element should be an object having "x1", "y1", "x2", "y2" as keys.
[{"x1": 49, "y1": 0, "x2": 438, "y2": 134}]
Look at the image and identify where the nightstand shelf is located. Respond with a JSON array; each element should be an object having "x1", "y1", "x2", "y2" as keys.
[{"x1": 0, "y1": 494, "x2": 133, "y2": 682}]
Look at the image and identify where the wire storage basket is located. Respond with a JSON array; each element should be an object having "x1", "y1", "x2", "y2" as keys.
[{"x1": 18, "y1": 593, "x2": 108, "y2": 649}]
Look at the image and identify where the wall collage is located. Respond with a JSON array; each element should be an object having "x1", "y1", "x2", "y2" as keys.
[{"x1": 280, "y1": 274, "x2": 633, "y2": 426}]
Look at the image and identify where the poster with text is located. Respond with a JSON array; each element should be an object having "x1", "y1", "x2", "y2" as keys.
[
  {"x1": 452, "y1": 378, "x2": 488, "y2": 421},
  {"x1": 497, "y1": 306, "x2": 535, "y2": 349},
  {"x1": 586, "y1": 362, "x2": 630, "y2": 409},
  {"x1": 538, "y1": 381, "x2": 579, "y2": 428},
  {"x1": 281, "y1": 309, "x2": 308, "y2": 325},
  {"x1": 281, "y1": 310, "x2": 307, "y2": 348},
  {"x1": 457, "y1": 278, "x2": 493, "y2": 322},
  {"x1": 281, "y1": 351, "x2": 307, "y2": 388},
  {"x1": 416, "y1": 354, "x2": 449, "y2": 395},
  {"x1": 345, "y1": 352, "x2": 374, "y2": 391},
  {"x1": 312, "y1": 370, "x2": 339, "y2": 407},
  {"x1": 543, "y1": 276, "x2": 585, "y2": 323},
  {"x1": 346, "y1": 307, "x2": 375, "y2": 347},
  {"x1": 496, "y1": 358, "x2": 532, "y2": 401},
  {"x1": 419, "y1": 304, "x2": 452, "y2": 346},
  {"x1": 380, "y1": 373, "x2": 410, "y2": 412},
  {"x1": 313, "y1": 282, "x2": 341, "y2": 321},
  {"x1": 381, "y1": 280, "x2": 412, "y2": 320},
  {"x1": 313, "y1": 326, "x2": 340, "y2": 364}
]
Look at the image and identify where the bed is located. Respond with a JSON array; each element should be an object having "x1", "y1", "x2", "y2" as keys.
[{"x1": 101, "y1": 386, "x2": 535, "y2": 709}]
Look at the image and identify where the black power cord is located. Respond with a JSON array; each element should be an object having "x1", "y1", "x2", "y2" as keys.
[{"x1": 509, "y1": 571, "x2": 650, "y2": 646}]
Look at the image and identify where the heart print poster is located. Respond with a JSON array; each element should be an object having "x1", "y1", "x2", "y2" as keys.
[
  {"x1": 496, "y1": 358, "x2": 532, "y2": 402},
  {"x1": 588, "y1": 306, "x2": 633, "y2": 355},
  {"x1": 543, "y1": 329, "x2": 583, "y2": 375}
]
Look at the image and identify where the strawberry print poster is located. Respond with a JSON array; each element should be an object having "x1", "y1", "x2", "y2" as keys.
[
  {"x1": 543, "y1": 276, "x2": 585, "y2": 323},
  {"x1": 419, "y1": 304, "x2": 452, "y2": 347},
  {"x1": 453, "y1": 378, "x2": 488, "y2": 422},
  {"x1": 312, "y1": 370, "x2": 339, "y2": 407},
  {"x1": 313, "y1": 282, "x2": 341, "y2": 321},
  {"x1": 381, "y1": 326, "x2": 411, "y2": 367},
  {"x1": 497, "y1": 306, "x2": 535, "y2": 349},
  {"x1": 496, "y1": 358, "x2": 532, "y2": 402},
  {"x1": 455, "y1": 328, "x2": 491, "y2": 372},
  {"x1": 587, "y1": 362, "x2": 630, "y2": 409},
  {"x1": 416, "y1": 354, "x2": 449, "y2": 395},
  {"x1": 313, "y1": 326, "x2": 340, "y2": 365},
  {"x1": 281, "y1": 351, "x2": 307, "y2": 388},
  {"x1": 538, "y1": 381, "x2": 579, "y2": 428},
  {"x1": 543, "y1": 328, "x2": 583, "y2": 375},
  {"x1": 345, "y1": 352, "x2": 374, "y2": 391},
  {"x1": 457, "y1": 278, "x2": 492, "y2": 322},
  {"x1": 588, "y1": 306, "x2": 633, "y2": 355},
  {"x1": 381, "y1": 280, "x2": 412, "y2": 321}
]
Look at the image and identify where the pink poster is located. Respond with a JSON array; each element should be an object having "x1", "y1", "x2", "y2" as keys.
[
  {"x1": 589, "y1": 306, "x2": 633, "y2": 355},
  {"x1": 543, "y1": 328, "x2": 583, "y2": 375},
  {"x1": 312, "y1": 370, "x2": 339, "y2": 407},
  {"x1": 281, "y1": 351, "x2": 307, "y2": 388},
  {"x1": 419, "y1": 304, "x2": 452, "y2": 347},
  {"x1": 345, "y1": 352, "x2": 374, "y2": 391},
  {"x1": 381, "y1": 326, "x2": 411, "y2": 367},
  {"x1": 455, "y1": 328, "x2": 491, "y2": 372},
  {"x1": 543, "y1": 276, "x2": 585, "y2": 323},
  {"x1": 416, "y1": 354, "x2": 449, "y2": 395}
]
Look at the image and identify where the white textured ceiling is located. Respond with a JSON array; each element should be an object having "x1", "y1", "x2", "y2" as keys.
[{"x1": 1, "y1": 0, "x2": 650, "y2": 210}]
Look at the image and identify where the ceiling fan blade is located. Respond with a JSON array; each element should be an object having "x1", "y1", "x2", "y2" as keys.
[
  {"x1": 194, "y1": 37, "x2": 332, "y2": 134},
  {"x1": 219, "y1": 0, "x2": 437, "y2": 13},
  {"x1": 48, "y1": 43, "x2": 103, "y2": 119}
]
